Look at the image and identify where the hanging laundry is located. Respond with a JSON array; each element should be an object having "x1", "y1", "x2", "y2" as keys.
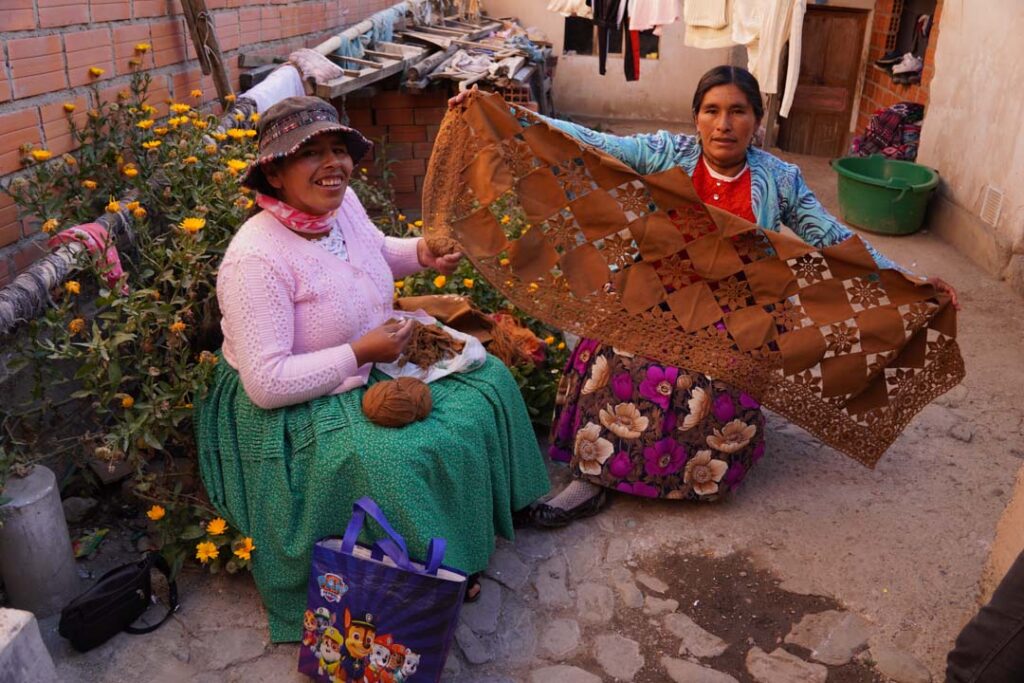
[
  {"x1": 592, "y1": 0, "x2": 623, "y2": 76},
  {"x1": 683, "y1": 0, "x2": 727, "y2": 28},
  {"x1": 630, "y1": 0, "x2": 682, "y2": 35},
  {"x1": 547, "y1": 0, "x2": 594, "y2": 19},
  {"x1": 623, "y1": 3, "x2": 641, "y2": 81}
]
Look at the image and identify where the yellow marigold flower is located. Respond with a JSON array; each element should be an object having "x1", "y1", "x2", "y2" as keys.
[
  {"x1": 544, "y1": 335, "x2": 555, "y2": 345},
  {"x1": 204, "y1": 143, "x2": 218, "y2": 155},
  {"x1": 433, "y1": 275, "x2": 447, "y2": 288},
  {"x1": 142, "y1": 140, "x2": 161, "y2": 150},
  {"x1": 62, "y1": 154, "x2": 76, "y2": 166},
  {"x1": 65, "y1": 280, "x2": 81, "y2": 295},
  {"x1": 121, "y1": 395, "x2": 135, "y2": 409},
  {"x1": 224, "y1": 93, "x2": 237, "y2": 103},
  {"x1": 42, "y1": 218, "x2": 59, "y2": 234},
  {"x1": 233, "y1": 112, "x2": 244, "y2": 122},
  {"x1": 30, "y1": 149, "x2": 52, "y2": 162},
  {"x1": 153, "y1": 127, "x2": 168, "y2": 136},
  {"x1": 193, "y1": 119, "x2": 208, "y2": 129},
  {"x1": 196, "y1": 541, "x2": 218, "y2": 564},
  {"x1": 128, "y1": 58, "x2": 141, "y2": 68},
  {"x1": 360, "y1": 167, "x2": 368, "y2": 174},
  {"x1": 68, "y1": 318, "x2": 86, "y2": 335},
  {"x1": 233, "y1": 537, "x2": 255, "y2": 561},
  {"x1": 169, "y1": 103, "x2": 190, "y2": 114},
  {"x1": 397, "y1": 214, "x2": 406, "y2": 221},
  {"x1": 528, "y1": 282, "x2": 539, "y2": 293},
  {"x1": 126, "y1": 201, "x2": 140, "y2": 211},
  {"x1": 212, "y1": 132, "x2": 227, "y2": 142},
  {"x1": 143, "y1": 104, "x2": 157, "y2": 115},
  {"x1": 123, "y1": 166, "x2": 138, "y2": 178},
  {"x1": 226, "y1": 128, "x2": 246, "y2": 140},
  {"x1": 558, "y1": 342, "x2": 566, "y2": 350},
  {"x1": 106, "y1": 199, "x2": 121, "y2": 213},
  {"x1": 83, "y1": 179, "x2": 98, "y2": 190},
  {"x1": 206, "y1": 517, "x2": 228, "y2": 535},
  {"x1": 245, "y1": 129, "x2": 256, "y2": 138},
  {"x1": 212, "y1": 171, "x2": 225, "y2": 184},
  {"x1": 225, "y1": 159, "x2": 247, "y2": 174},
  {"x1": 394, "y1": 280, "x2": 405, "y2": 289},
  {"x1": 146, "y1": 505, "x2": 166, "y2": 521},
  {"x1": 239, "y1": 186, "x2": 251, "y2": 194},
  {"x1": 180, "y1": 216, "x2": 206, "y2": 233},
  {"x1": 117, "y1": 89, "x2": 130, "y2": 101},
  {"x1": 88, "y1": 109, "x2": 99, "y2": 119},
  {"x1": 244, "y1": 199, "x2": 254, "y2": 210},
  {"x1": 250, "y1": 112, "x2": 261, "y2": 122},
  {"x1": 136, "y1": 119, "x2": 154, "y2": 130},
  {"x1": 169, "y1": 321, "x2": 186, "y2": 334},
  {"x1": 190, "y1": 89, "x2": 202, "y2": 98},
  {"x1": 88, "y1": 66, "x2": 104, "y2": 77},
  {"x1": 135, "y1": 42, "x2": 151, "y2": 53},
  {"x1": 500, "y1": 215, "x2": 511, "y2": 224},
  {"x1": 499, "y1": 257, "x2": 510, "y2": 266},
  {"x1": 133, "y1": 207, "x2": 147, "y2": 219},
  {"x1": 183, "y1": 156, "x2": 198, "y2": 164},
  {"x1": 414, "y1": 219, "x2": 424, "y2": 227},
  {"x1": 463, "y1": 278, "x2": 474, "y2": 288},
  {"x1": 198, "y1": 350, "x2": 219, "y2": 365},
  {"x1": 62, "y1": 102, "x2": 76, "y2": 113}
]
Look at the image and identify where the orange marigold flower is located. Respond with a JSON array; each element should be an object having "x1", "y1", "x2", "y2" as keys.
[
  {"x1": 42, "y1": 218, "x2": 59, "y2": 233},
  {"x1": 146, "y1": 505, "x2": 166, "y2": 521},
  {"x1": 195, "y1": 541, "x2": 218, "y2": 563},
  {"x1": 133, "y1": 207, "x2": 148, "y2": 219},
  {"x1": 83, "y1": 179, "x2": 98, "y2": 190},
  {"x1": 62, "y1": 102, "x2": 76, "y2": 113},
  {"x1": 135, "y1": 42, "x2": 152, "y2": 53},
  {"x1": 169, "y1": 321, "x2": 186, "y2": 334},
  {"x1": 233, "y1": 537, "x2": 255, "y2": 561},
  {"x1": 65, "y1": 280, "x2": 81, "y2": 295},
  {"x1": 121, "y1": 395, "x2": 135, "y2": 409},
  {"x1": 68, "y1": 318, "x2": 86, "y2": 335},
  {"x1": 88, "y1": 66, "x2": 104, "y2": 77},
  {"x1": 30, "y1": 149, "x2": 52, "y2": 162},
  {"x1": 206, "y1": 517, "x2": 228, "y2": 535},
  {"x1": 190, "y1": 89, "x2": 203, "y2": 98},
  {"x1": 180, "y1": 217, "x2": 206, "y2": 233}
]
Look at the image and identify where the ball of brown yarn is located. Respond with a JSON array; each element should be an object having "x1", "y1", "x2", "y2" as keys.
[
  {"x1": 425, "y1": 235, "x2": 461, "y2": 257},
  {"x1": 362, "y1": 377, "x2": 433, "y2": 428}
]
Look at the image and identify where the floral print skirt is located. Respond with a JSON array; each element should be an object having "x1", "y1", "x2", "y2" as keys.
[{"x1": 549, "y1": 339, "x2": 766, "y2": 501}]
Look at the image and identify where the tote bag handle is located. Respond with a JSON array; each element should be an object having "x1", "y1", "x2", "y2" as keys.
[
  {"x1": 371, "y1": 537, "x2": 448, "y2": 576},
  {"x1": 341, "y1": 497, "x2": 409, "y2": 558}
]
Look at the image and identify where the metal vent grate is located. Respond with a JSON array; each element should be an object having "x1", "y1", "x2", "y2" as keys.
[{"x1": 980, "y1": 185, "x2": 1004, "y2": 227}]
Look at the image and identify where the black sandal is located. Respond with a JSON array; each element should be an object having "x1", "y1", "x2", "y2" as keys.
[
  {"x1": 530, "y1": 488, "x2": 610, "y2": 529},
  {"x1": 465, "y1": 572, "x2": 482, "y2": 603}
]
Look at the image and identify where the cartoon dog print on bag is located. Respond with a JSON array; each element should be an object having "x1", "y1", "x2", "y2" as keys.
[
  {"x1": 302, "y1": 609, "x2": 319, "y2": 651},
  {"x1": 338, "y1": 609, "x2": 376, "y2": 682},
  {"x1": 382, "y1": 642, "x2": 407, "y2": 683},
  {"x1": 395, "y1": 650, "x2": 419, "y2": 682},
  {"x1": 363, "y1": 633, "x2": 394, "y2": 683},
  {"x1": 316, "y1": 626, "x2": 344, "y2": 679}
]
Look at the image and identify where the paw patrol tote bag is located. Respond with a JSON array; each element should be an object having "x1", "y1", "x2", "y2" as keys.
[{"x1": 297, "y1": 497, "x2": 467, "y2": 682}]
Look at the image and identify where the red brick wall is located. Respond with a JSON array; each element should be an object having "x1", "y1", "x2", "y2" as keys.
[
  {"x1": 856, "y1": 0, "x2": 943, "y2": 135},
  {"x1": 0, "y1": 0, "x2": 396, "y2": 286}
]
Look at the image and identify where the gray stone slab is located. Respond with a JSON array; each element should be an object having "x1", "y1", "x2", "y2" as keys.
[
  {"x1": 604, "y1": 537, "x2": 631, "y2": 564},
  {"x1": 615, "y1": 579, "x2": 645, "y2": 609},
  {"x1": 746, "y1": 647, "x2": 827, "y2": 683},
  {"x1": 190, "y1": 626, "x2": 268, "y2": 671},
  {"x1": 564, "y1": 539, "x2": 604, "y2": 585},
  {"x1": 515, "y1": 529, "x2": 557, "y2": 560},
  {"x1": 784, "y1": 610, "x2": 871, "y2": 666},
  {"x1": 223, "y1": 653, "x2": 306, "y2": 682},
  {"x1": 0, "y1": 608, "x2": 58, "y2": 683},
  {"x1": 869, "y1": 643, "x2": 932, "y2": 683},
  {"x1": 456, "y1": 623, "x2": 495, "y2": 665},
  {"x1": 486, "y1": 547, "x2": 532, "y2": 590},
  {"x1": 534, "y1": 555, "x2": 572, "y2": 607},
  {"x1": 538, "y1": 618, "x2": 581, "y2": 659},
  {"x1": 593, "y1": 633, "x2": 644, "y2": 680},
  {"x1": 496, "y1": 596, "x2": 538, "y2": 665},
  {"x1": 576, "y1": 582, "x2": 615, "y2": 625},
  {"x1": 664, "y1": 612, "x2": 728, "y2": 658},
  {"x1": 530, "y1": 664, "x2": 602, "y2": 683},
  {"x1": 662, "y1": 656, "x2": 739, "y2": 683},
  {"x1": 461, "y1": 577, "x2": 503, "y2": 634},
  {"x1": 643, "y1": 595, "x2": 679, "y2": 615},
  {"x1": 636, "y1": 572, "x2": 669, "y2": 594}
]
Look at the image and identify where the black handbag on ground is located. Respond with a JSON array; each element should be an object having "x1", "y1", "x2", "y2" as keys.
[{"x1": 58, "y1": 552, "x2": 179, "y2": 652}]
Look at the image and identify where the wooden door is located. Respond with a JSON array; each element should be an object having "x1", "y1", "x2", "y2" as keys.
[{"x1": 778, "y1": 6, "x2": 868, "y2": 157}]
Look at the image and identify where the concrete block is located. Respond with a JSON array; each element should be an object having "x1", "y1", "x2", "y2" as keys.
[
  {"x1": 0, "y1": 608, "x2": 59, "y2": 683},
  {"x1": 927, "y1": 193, "x2": 1012, "y2": 277}
]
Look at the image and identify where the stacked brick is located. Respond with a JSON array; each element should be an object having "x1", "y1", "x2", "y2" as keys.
[
  {"x1": 855, "y1": 0, "x2": 943, "y2": 136},
  {"x1": 0, "y1": 0, "x2": 395, "y2": 286}
]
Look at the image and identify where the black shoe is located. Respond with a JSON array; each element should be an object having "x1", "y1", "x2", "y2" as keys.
[
  {"x1": 530, "y1": 488, "x2": 610, "y2": 529},
  {"x1": 512, "y1": 506, "x2": 534, "y2": 529},
  {"x1": 874, "y1": 49, "x2": 901, "y2": 67}
]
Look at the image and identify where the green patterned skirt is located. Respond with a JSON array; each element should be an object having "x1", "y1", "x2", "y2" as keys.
[{"x1": 195, "y1": 355, "x2": 550, "y2": 642}]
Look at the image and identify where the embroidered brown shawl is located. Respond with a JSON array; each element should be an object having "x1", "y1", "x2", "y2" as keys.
[{"x1": 422, "y1": 92, "x2": 965, "y2": 466}]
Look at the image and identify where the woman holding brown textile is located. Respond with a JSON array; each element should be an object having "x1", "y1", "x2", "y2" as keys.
[
  {"x1": 195, "y1": 96, "x2": 550, "y2": 640},
  {"x1": 451, "y1": 65, "x2": 957, "y2": 526}
]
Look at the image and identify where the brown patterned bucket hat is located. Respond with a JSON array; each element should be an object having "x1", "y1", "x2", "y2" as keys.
[{"x1": 240, "y1": 95, "x2": 372, "y2": 195}]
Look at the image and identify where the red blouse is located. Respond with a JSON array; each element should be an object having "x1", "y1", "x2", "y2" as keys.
[{"x1": 690, "y1": 157, "x2": 756, "y2": 223}]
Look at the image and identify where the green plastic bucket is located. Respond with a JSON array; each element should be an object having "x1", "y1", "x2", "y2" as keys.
[{"x1": 831, "y1": 155, "x2": 939, "y2": 235}]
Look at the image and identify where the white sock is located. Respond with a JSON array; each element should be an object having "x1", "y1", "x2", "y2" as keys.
[{"x1": 544, "y1": 480, "x2": 602, "y2": 510}]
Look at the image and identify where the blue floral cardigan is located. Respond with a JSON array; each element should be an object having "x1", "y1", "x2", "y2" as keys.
[{"x1": 542, "y1": 118, "x2": 900, "y2": 271}]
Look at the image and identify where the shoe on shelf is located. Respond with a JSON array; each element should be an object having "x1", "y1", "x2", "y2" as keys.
[
  {"x1": 892, "y1": 52, "x2": 924, "y2": 75},
  {"x1": 530, "y1": 487, "x2": 610, "y2": 529},
  {"x1": 874, "y1": 49, "x2": 902, "y2": 67}
]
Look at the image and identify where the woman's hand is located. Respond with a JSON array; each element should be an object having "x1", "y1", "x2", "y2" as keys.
[
  {"x1": 927, "y1": 276, "x2": 960, "y2": 310},
  {"x1": 416, "y1": 238, "x2": 463, "y2": 275},
  {"x1": 447, "y1": 85, "x2": 478, "y2": 109},
  {"x1": 350, "y1": 319, "x2": 415, "y2": 365}
]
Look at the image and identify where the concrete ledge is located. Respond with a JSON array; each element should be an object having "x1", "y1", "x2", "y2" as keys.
[
  {"x1": 927, "y1": 193, "x2": 1013, "y2": 280},
  {"x1": 1002, "y1": 255, "x2": 1024, "y2": 296},
  {"x1": 982, "y1": 464, "x2": 1024, "y2": 604},
  {"x1": 0, "y1": 608, "x2": 58, "y2": 683}
]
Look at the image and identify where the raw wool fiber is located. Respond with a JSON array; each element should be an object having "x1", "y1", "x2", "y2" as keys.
[
  {"x1": 421, "y1": 91, "x2": 966, "y2": 466},
  {"x1": 426, "y1": 235, "x2": 461, "y2": 256},
  {"x1": 398, "y1": 321, "x2": 466, "y2": 370},
  {"x1": 361, "y1": 376, "x2": 433, "y2": 427}
]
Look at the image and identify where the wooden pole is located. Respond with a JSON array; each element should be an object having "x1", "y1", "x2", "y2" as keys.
[{"x1": 179, "y1": 0, "x2": 232, "y2": 106}]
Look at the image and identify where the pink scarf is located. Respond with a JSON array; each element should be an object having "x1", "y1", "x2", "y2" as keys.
[
  {"x1": 48, "y1": 222, "x2": 129, "y2": 294},
  {"x1": 255, "y1": 192, "x2": 336, "y2": 235}
]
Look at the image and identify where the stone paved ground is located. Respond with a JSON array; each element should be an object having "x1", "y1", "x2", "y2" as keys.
[{"x1": 37, "y1": 129, "x2": 1024, "y2": 682}]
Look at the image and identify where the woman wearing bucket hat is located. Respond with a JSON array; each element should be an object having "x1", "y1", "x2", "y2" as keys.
[{"x1": 195, "y1": 96, "x2": 550, "y2": 641}]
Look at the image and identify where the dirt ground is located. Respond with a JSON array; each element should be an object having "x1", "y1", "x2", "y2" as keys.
[{"x1": 31, "y1": 121, "x2": 1024, "y2": 682}]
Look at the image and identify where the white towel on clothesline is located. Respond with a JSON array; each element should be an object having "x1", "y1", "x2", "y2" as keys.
[
  {"x1": 241, "y1": 65, "x2": 306, "y2": 113},
  {"x1": 683, "y1": 0, "x2": 728, "y2": 28},
  {"x1": 630, "y1": 0, "x2": 682, "y2": 35},
  {"x1": 546, "y1": 0, "x2": 593, "y2": 19}
]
